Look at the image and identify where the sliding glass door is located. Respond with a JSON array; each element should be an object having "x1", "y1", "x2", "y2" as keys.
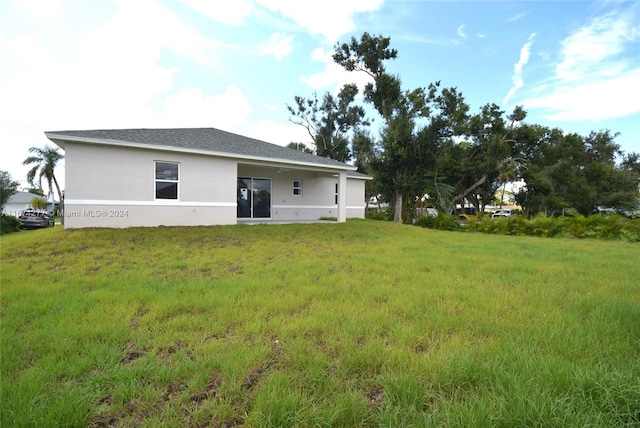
[{"x1": 237, "y1": 177, "x2": 271, "y2": 219}]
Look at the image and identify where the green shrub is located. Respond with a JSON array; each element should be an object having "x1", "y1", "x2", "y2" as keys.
[
  {"x1": 531, "y1": 214, "x2": 569, "y2": 238},
  {"x1": 504, "y1": 216, "x2": 530, "y2": 236},
  {"x1": 414, "y1": 214, "x2": 436, "y2": 228},
  {"x1": 0, "y1": 214, "x2": 20, "y2": 235},
  {"x1": 620, "y1": 218, "x2": 640, "y2": 242},
  {"x1": 568, "y1": 215, "x2": 593, "y2": 239},
  {"x1": 415, "y1": 214, "x2": 460, "y2": 231},
  {"x1": 594, "y1": 214, "x2": 626, "y2": 240},
  {"x1": 366, "y1": 208, "x2": 393, "y2": 221}
]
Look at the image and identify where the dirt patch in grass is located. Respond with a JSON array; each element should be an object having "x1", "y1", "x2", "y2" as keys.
[
  {"x1": 121, "y1": 342, "x2": 145, "y2": 364},
  {"x1": 129, "y1": 319, "x2": 139, "y2": 330},
  {"x1": 88, "y1": 413, "x2": 120, "y2": 427},
  {"x1": 121, "y1": 350, "x2": 144, "y2": 363},
  {"x1": 159, "y1": 340, "x2": 192, "y2": 360},
  {"x1": 88, "y1": 395, "x2": 120, "y2": 427},
  {"x1": 211, "y1": 418, "x2": 244, "y2": 427},
  {"x1": 163, "y1": 383, "x2": 185, "y2": 401},
  {"x1": 414, "y1": 342, "x2": 429, "y2": 353},
  {"x1": 242, "y1": 367, "x2": 264, "y2": 390},
  {"x1": 190, "y1": 373, "x2": 223, "y2": 403},
  {"x1": 366, "y1": 386, "x2": 384, "y2": 408},
  {"x1": 225, "y1": 262, "x2": 244, "y2": 275}
]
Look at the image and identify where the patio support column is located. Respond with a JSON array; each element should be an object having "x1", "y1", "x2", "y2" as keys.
[{"x1": 337, "y1": 171, "x2": 347, "y2": 223}]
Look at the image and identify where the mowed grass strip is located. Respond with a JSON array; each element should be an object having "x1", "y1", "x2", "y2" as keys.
[{"x1": 1, "y1": 220, "x2": 639, "y2": 427}]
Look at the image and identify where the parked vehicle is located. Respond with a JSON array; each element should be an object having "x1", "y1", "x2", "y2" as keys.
[
  {"x1": 455, "y1": 206, "x2": 477, "y2": 217},
  {"x1": 491, "y1": 209, "x2": 512, "y2": 219},
  {"x1": 416, "y1": 207, "x2": 438, "y2": 217},
  {"x1": 18, "y1": 210, "x2": 55, "y2": 229}
]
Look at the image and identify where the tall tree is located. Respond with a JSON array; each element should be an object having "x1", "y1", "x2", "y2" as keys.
[
  {"x1": 23, "y1": 145, "x2": 64, "y2": 220},
  {"x1": 0, "y1": 170, "x2": 20, "y2": 212},
  {"x1": 351, "y1": 130, "x2": 377, "y2": 211},
  {"x1": 334, "y1": 33, "x2": 432, "y2": 222},
  {"x1": 287, "y1": 83, "x2": 368, "y2": 162},
  {"x1": 497, "y1": 162, "x2": 518, "y2": 208},
  {"x1": 444, "y1": 104, "x2": 525, "y2": 214},
  {"x1": 617, "y1": 152, "x2": 640, "y2": 214}
]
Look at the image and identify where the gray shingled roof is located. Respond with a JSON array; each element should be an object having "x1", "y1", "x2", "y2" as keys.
[
  {"x1": 347, "y1": 170, "x2": 373, "y2": 179},
  {"x1": 7, "y1": 192, "x2": 41, "y2": 204},
  {"x1": 45, "y1": 128, "x2": 356, "y2": 170}
]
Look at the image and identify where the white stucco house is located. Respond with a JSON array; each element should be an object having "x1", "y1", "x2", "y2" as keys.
[
  {"x1": 2, "y1": 192, "x2": 57, "y2": 217},
  {"x1": 45, "y1": 128, "x2": 371, "y2": 229},
  {"x1": 3, "y1": 192, "x2": 37, "y2": 217}
]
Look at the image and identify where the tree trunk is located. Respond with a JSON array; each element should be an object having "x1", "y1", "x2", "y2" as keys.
[
  {"x1": 393, "y1": 188, "x2": 403, "y2": 223},
  {"x1": 451, "y1": 174, "x2": 488, "y2": 212},
  {"x1": 500, "y1": 182, "x2": 507, "y2": 208},
  {"x1": 53, "y1": 174, "x2": 64, "y2": 225}
]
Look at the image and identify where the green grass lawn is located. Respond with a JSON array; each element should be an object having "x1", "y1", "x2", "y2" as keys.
[{"x1": 1, "y1": 220, "x2": 639, "y2": 427}]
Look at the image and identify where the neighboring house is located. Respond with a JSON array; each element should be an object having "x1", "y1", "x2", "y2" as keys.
[
  {"x1": 45, "y1": 128, "x2": 372, "y2": 229},
  {"x1": 2, "y1": 192, "x2": 55, "y2": 217},
  {"x1": 3, "y1": 192, "x2": 36, "y2": 217}
]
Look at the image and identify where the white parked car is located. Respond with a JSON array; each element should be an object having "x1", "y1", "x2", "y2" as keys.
[
  {"x1": 416, "y1": 207, "x2": 438, "y2": 217},
  {"x1": 491, "y1": 209, "x2": 512, "y2": 219}
]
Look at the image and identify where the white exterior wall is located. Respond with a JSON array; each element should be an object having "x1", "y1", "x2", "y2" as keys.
[
  {"x1": 2, "y1": 202, "x2": 30, "y2": 217},
  {"x1": 63, "y1": 143, "x2": 237, "y2": 228},
  {"x1": 346, "y1": 178, "x2": 367, "y2": 218}
]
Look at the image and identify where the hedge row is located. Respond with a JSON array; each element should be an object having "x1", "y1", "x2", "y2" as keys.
[{"x1": 414, "y1": 213, "x2": 640, "y2": 242}]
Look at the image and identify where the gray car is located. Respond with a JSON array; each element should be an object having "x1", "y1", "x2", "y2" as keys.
[
  {"x1": 18, "y1": 210, "x2": 55, "y2": 229},
  {"x1": 491, "y1": 209, "x2": 513, "y2": 219}
]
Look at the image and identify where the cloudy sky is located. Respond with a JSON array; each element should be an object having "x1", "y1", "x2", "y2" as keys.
[{"x1": 1, "y1": 0, "x2": 638, "y2": 190}]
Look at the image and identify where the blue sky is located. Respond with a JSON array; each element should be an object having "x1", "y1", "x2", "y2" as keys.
[{"x1": 1, "y1": 0, "x2": 638, "y2": 190}]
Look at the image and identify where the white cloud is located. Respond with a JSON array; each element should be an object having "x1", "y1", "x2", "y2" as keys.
[
  {"x1": 108, "y1": 0, "x2": 223, "y2": 65},
  {"x1": 259, "y1": 32, "x2": 294, "y2": 59},
  {"x1": 181, "y1": 0, "x2": 384, "y2": 45},
  {"x1": 0, "y1": 0, "x2": 226, "y2": 128},
  {"x1": 301, "y1": 62, "x2": 346, "y2": 90},
  {"x1": 555, "y1": 8, "x2": 639, "y2": 82},
  {"x1": 457, "y1": 25, "x2": 466, "y2": 39},
  {"x1": 506, "y1": 12, "x2": 528, "y2": 23},
  {"x1": 7, "y1": 0, "x2": 65, "y2": 20},
  {"x1": 162, "y1": 86, "x2": 253, "y2": 129},
  {"x1": 521, "y1": 68, "x2": 640, "y2": 122},
  {"x1": 502, "y1": 33, "x2": 536, "y2": 106},
  {"x1": 178, "y1": 0, "x2": 253, "y2": 26},
  {"x1": 519, "y1": 5, "x2": 640, "y2": 123},
  {"x1": 310, "y1": 47, "x2": 333, "y2": 62},
  {"x1": 248, "y1": 119, "x2": 311, "y2": 146},
  {"x1": 256, "y1": 0, "x2": 384, "y2": 43}
]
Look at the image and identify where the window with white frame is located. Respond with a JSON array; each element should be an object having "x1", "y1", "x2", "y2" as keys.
[
  {"x1": 293, "y1": 180, "x2": 303, "y2": 195},
  {"x1": 335, "y1": 182, "x2": 339, "y2": 205},
  {"x1": 155, "y1": 161, "x2": 179, "y2": 199}
]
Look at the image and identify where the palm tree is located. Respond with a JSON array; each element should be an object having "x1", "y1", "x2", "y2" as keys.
[
  {"x1": 496, "y1": 155, "x2": 527, "y2": 208},
  {"x1": 23, "y1": 145, "x2": 64, "y2": 221}
]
